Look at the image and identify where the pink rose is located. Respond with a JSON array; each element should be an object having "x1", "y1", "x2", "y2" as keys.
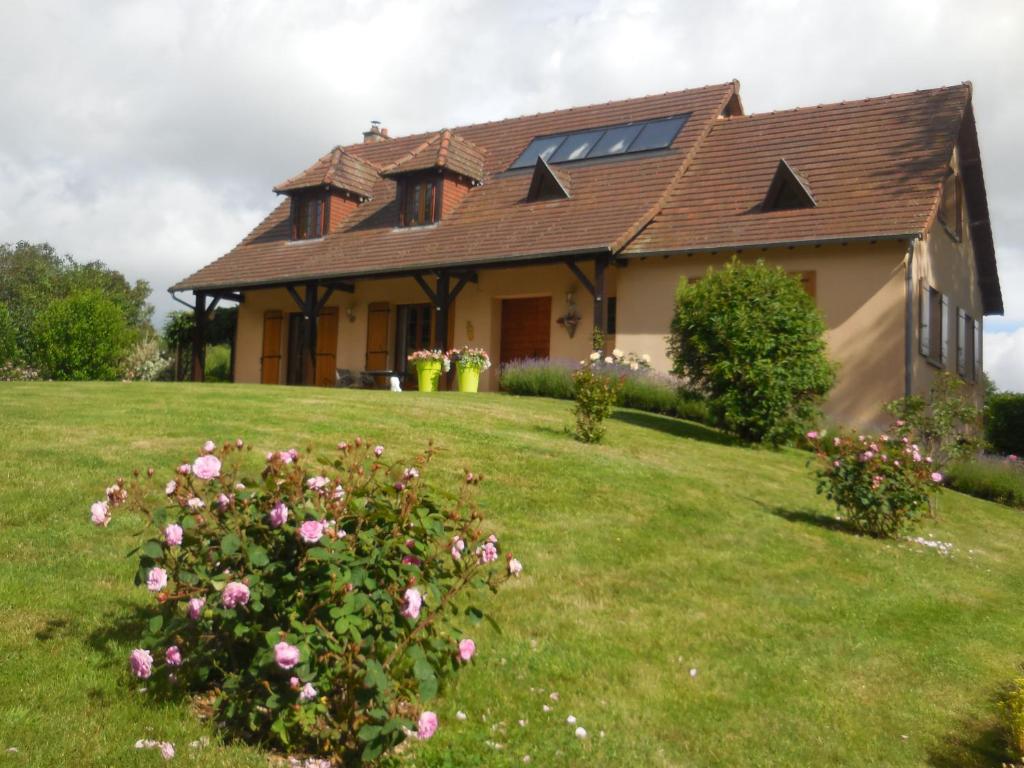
[
  {"x1": 177, "y1": 463, "x2": 191, "y2": 476},
  {"x1": 402, "y1": 587, "x2": 423, "y2": 620},
  {"x1": 236, "y1": 438, "x2": 244, "y2": 449},
  {"x1": 931, "y1": 472, "x2": 944, "y2": 483},
  {"x1": 187, "y1": 597, "x2": 205, "y2": 620},
  {"x1": 192, "y1": 454, "x2": 221, "y2": 481},
  {"x1": 221, "y1": 581, "x2": 250, "y2": 609},
  {"x1": 306, "y1": 476, "x2": 329, "y2": 492},
  {"x1": 289, "y1": 676, "x2": 301, "y2": 690},
  {"x1": 129, "y1": 648, "x2": 153, "y2": 679},
  {"x1": 187, "y1": 497, "x2": 204, "y2": 510},
  {"x1": 450, "y1": 536, "x2": 466, "y2": 560},
  {"x1": 299, "y1": 520, "x2": 324, "y2": 544},
  {"x1": 164, "y1": 523, "x2": 183, "y2": 547},
  {"x1": 806, "y1": 431, "x2": 819, "y2": 440},
  {"x1": 373, "y1": 445, "x2": 384, "y2": 458},
  {"x1": 147, "y1": 567, "x2": 168, "y2": 592},
  {"x1": 90, "y1": 500, "x2": 111, "y2": 527},
  {"x1": 216, "y1": 493, "x2": 231, "y2": 508},
  {"x1": 165, "y1": 480, "x2": 177, "y2": 496},
  {"x1": 476, "y1": 541, "x2": 498, "y2": 564},
  {"x1": 1010, "y1": 455, "x2": 1019, "y2": 462},
  {"x1": 299, "y1": 682, "x2": 318, "y2": 702},
  {"x1": 458, "y1": 638, "x2": 476, "y2": 661},
  {"x1": 416, "y1": 710, "x2": 438, "y2": 740},
  {"x1": 165, "y1": 645, "x2": 182, "y2": 666},
  {"x1": 274, "y1": 641, "x2": 300, "y2": 670},
  {"x1": 508, "y1": 558, "x2": 523, "y2": 577},
  {"x1": 202, "y1": 440, "x2": 216, "y2": 454},
  {"x1": 268, "y1": 502, "x2": 289, "y2": 528}
]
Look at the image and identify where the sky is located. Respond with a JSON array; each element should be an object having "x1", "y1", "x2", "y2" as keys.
[{"x1": 0, "y1": 0, "x2": 1021, "y2": 389}]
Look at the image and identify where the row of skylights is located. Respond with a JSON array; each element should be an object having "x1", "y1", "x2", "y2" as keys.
[{"x1": 510, "y1": 114, "x2": 691, "y2": 170}]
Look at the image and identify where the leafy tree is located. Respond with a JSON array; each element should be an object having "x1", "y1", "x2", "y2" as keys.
[
  {"x1": 668, "y1": 258, "x2": 836, "y2": 445},
  {"x1": 0, "y1": 241, "x2": 153, "y2": 363},
  {"x1": 31, "y1": 291, "x2": 132, "y2": 380},
  {"x1": 0, "y1": 304, "x2": 17, "y2": 364},
  {"x1": 162, "y1": 307, "x2": 238, "y2": 380}
]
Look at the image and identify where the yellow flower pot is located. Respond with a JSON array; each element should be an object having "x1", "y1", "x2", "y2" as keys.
[
  {"x1": 457, "y1": 366, "x2": 480, "y2": 393},
  {"x1": 415, "y1": 360, "x2": 443, "y2": 392}
]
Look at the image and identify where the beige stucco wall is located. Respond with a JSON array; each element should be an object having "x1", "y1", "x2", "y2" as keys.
[{"x1": 613, "y1": 244, "x2": 910, "y2": 429}]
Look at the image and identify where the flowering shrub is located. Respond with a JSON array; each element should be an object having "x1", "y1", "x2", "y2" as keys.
[
  {"x1": 407, "y1": 349, "x2": 451, "y2": 372},
  {"x1": 446, "y1": 346, "x2": 491, "y2": 372},
  {"x1": 572, "y1": 352, "x2": 625, "y2": 443},
  {"x1": 885, "y1": 372, "x2": 982, "y2": 467},
  {"x1": 122, "y1": 333, "x2": 171, "y2": 382},
  {"x1": 809, "y1": 429, "x2": 943, "y2": 537},
  {"x1": 0, "y1": 361, "x2": 41, "y2": 381},
  {"x1": 90, "y1": 438, "x2": 521, "y2": 763}
]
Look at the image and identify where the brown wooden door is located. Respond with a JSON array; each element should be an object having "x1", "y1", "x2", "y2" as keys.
[
  {"x1": 366, "y1": 302, "x2": 391, "y2": 371},
  {"x1": 261, "y1": 310, "x2": 282, "y2": 384},
  {"x1": 315, "y1": 307, "x2": 339, "y2": 387},
  {"x1": 500, "y1": 297, "x2": 551, "y2": 364}
]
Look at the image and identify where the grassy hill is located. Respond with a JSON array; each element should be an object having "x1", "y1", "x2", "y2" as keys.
[{"x1": 1, "y1": 382, "x2": 1023, "y2": 767}]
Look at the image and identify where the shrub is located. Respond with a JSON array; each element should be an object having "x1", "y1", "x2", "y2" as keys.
[
  {"x1": 0, "y1": 362, "x2": 40, "y2": 381},
  {"x1": 123, "y1": 333, "x2": 171, "y2": 382},
  {"x1": 90, "y1": 438, "x2": 520, "y2": 763},
  {"x1": 499, "y1": 359, "x2": 577, "y2": 400},
  {"x1": 946, "y1": 455, "x2": 1024, "y2": 509},
  {"x1": 204, "y1": 344, "x2": 232, "y2": 382},
  {"x1": 572, "y1": 354, "x2": 624, "y2": 443},
  {"x1": 810, "y1": 429, "x2": 943, "y2": 537},
  {"x1": 1002, "y1": 676, "x2": 1024, "y2": 761},
  {"x1": 31, "y1": 290, "x2": 132, "y2": 380},
  {"x1": 986, "y1": 393, "x2": 1024, "y2": 457},
  {"x1": 0, "y1": 303, "x2": 17, "y2": 364},
  {"x1": 669, "y1": 258, "x2": 835, "y2": 445},
  {"x1": 886, "y1": 372, "x2": 982, "y2": 468}
]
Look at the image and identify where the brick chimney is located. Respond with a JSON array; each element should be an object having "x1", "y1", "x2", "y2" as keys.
[{"x1": 362, "y1": 120, "x2": 390, "y2": 143}]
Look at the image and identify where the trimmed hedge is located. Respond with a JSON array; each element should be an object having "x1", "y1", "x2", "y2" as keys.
[{"x1": 986, "y1": 393, "x2": 1024, "y2": 456}]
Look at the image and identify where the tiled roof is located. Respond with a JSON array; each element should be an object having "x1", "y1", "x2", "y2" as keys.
[
  {"x1": 174, "y1": 81, "x2": 999, "y2": 313},
  {"x1": 381, "y1": 129, "x2": 487, "y2": 181},
  {"x1": 273, "y1": 147, "x2": 379, "y2": 199},
  {"x1": 174, "y1": 82, "x2": 736, "y2": 290}
]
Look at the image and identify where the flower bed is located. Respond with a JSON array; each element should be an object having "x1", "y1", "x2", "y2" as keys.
[{"x1": 90, "y1": 437, "x2": 521, "y2": 763}]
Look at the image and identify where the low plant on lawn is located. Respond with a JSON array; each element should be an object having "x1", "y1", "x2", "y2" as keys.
[
  {"x1": 572, "y1": 351, "x2": 628, "y2": 443},
  {"x1": 809, "y1": 429, "x2": 944, "y2": 537},
  {"x1": 946, "y1": 454, "x2": 1024, "y2": 509},
  {"x1": 89, "y1": 437, "x2": 521, "y2": 764},
  {"x1": 1002, "y1": 675, "x2": 1024, "y2": 762},
  {"x1": 499, "y1": 358, "x2": 577, "y2": 400}
]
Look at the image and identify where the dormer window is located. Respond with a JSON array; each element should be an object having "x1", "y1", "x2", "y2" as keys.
[
  {"x1": 761, "y1": 159, "x2": 816, "y2": 211},
  {"x1": 293, "y1": 193, "x2": 325, "y2": 240},
  {"x1": 400, "y1": 177, "x2": 438, "y2": 227}
]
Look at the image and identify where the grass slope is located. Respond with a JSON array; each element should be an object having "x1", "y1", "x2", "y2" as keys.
[{"x1": 1, "y1": 382, "x2": 1023, "y2": 767}]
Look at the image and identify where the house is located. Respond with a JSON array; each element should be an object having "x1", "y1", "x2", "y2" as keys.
[{"x1": 172, "y1": 80, "x2": 1002, "y2": 428}]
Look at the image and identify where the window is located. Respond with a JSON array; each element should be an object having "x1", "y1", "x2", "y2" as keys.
[
  {"x1": 395, "y1": 304, "x2": 432, "y2": 375},
  {"x1": 920, "y1": 282, "x2": 949, "y2": 367},
  {"x1": 762, "y1": 160, "x2": 816, "y2": 211},
  {"x1": 292, "y1": 194, "x2": 324, "y2": 240},
  {"x1": 938, "y1": 169, "x2": 962, "y2": 240},
  {"x1": 509, "y1": 114, "x2": 690, "y2": 169},
  {"x1": 400, "y1": 178, "x2": 438, "y2": 226},
  {"x1": 606, "y1": 297, "x2": 617, "y2": 336},
  {"x1": 957, "y1": 309, "x2": 981, "y2": 382}
]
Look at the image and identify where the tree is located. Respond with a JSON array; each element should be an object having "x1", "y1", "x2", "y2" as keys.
[
  {"x1": 0, "y1": 304, "x2": 17, "y2": 364},
  {"x1": 0, "y1": 241, "x2": 153, "y2": 363},
  {"x1": 668, "y1": 258, "x2": 836, "y2": 445},
  {"x1": 162, "y1": 307, "x2": 237, "y2": 381},
  {"x1": 31, "y1": 291, "x2": 132, "y2": 380}
]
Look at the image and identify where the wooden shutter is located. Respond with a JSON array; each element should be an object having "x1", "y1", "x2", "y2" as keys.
[
  {"x1": 974, "y1": 317, "x2": 982, "y2": 383},
  {"x1": 919, "y1": 281, "x2": 930, "y2": 357},
  {"x1": 957, "y1": 308, "x2": 966, "y2": 376},
  {"x1": 314, "y1": 306, "x2": 339, "y2": 387},
  {"x1": 261, "y1": 310, "x2": 283, "y2": 385},
  {"x1": 365, "y1": 302, "x2": 391, "y2": 370},
  {"x1": 940, "y1": 294, "x2": 950, "y2": 366}
]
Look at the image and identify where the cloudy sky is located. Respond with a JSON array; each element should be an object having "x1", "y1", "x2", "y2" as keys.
[{"x1": 1, "y1": 0, "x2": 1021, "y2": 389}]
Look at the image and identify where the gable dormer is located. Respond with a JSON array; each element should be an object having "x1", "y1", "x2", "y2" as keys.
[
  {"x1": 273, "y1": 147, "x2": 378, "y2": 239},
  {"x1": 526, "y1": 157, "x2": 570, "y2": 201},
  {"x1": 761, "y1": 159, "x2": 816, "y2": 211},
  {"x1": 381, "y1": 129, "x2": 485, "y2": 227}
]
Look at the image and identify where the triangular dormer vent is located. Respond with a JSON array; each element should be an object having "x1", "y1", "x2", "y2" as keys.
[
  {"x1": 762, "y1": 159, "x2": 816, "y2": 211},
  {"x1": 526, "y1": 157, "x2": 570, "y2": 202}
]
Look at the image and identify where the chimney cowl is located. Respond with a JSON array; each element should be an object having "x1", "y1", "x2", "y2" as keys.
[{"x1": 362, "y1": 121, "x2": 390, "y2": 143}]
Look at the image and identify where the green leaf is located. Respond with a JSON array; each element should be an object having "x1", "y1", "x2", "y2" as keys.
[
  {"x1": 148, "y1": 614, "x2": 163, "y2": 633},
  {"x1": 413, "y1": 656, "x2": 433, "y2": 681},
  {"x1": 418, "y1": 674, "x2": 438, "y2": 701},
  {"x1": 141, "y1": 540, "x2": 164, "y2": 559},
  {"x1": 265, "y1": 628, "x2": 281, "y2": 647},
  {"x1": 466, "y1": 606, "x2": 484, "y2": 625},
  {"x1": 247, "y1": 545, "x2": 270, "y2": 567},
  {"x1": 358, "y1": 724, "x2": 382, "y2": 742},
  {"x1": 361, "y1": 740, "x2": 384, "y2": 762},
  {"x1": 221, "y1": 533, "x2": 241, "y2": 555}
]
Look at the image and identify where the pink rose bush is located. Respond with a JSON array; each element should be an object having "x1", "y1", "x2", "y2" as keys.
[
  {"x1": 91, "y1": 437, "x2": 519, "y2": 763},
  {"x1": 810, "y1": 426, "x2": 943, "y2": 537}
]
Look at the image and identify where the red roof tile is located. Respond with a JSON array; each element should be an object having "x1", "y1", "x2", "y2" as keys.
[
  {"x1": 273, "y1": 147, "x2": 379, "y2": 199},
  {"x1": 381, "y1": 129, "x2": 487, "y2": 181}
]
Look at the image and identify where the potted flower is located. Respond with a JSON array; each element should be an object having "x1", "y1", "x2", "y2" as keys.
[
  {"x1": 407, "y1": 350, "x2": 450, "y2": 392},
  {"x1": 447, "y1": 346, "x2": 491, "y2": 393}
]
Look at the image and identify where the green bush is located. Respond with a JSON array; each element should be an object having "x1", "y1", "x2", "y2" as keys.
[
  {"x1": 0, "y1": 303, "x2": 17, "y2": 363},
  {"x1": 946, "y1": 457, "x2": 1024, "y2": 509},
  {"x1": 986, "y1": 393, "x2": 1024, "y2": 456},
  {"x1": 669, "y1": 258, "x2": 835, "y2": 445},
  {"x1": 31, "y1": 290, "x2": 132, "y2": 380},
  {"x1": 1001, "y1": 676, "x2": 1024, "y2": 761},
  {"x1": 499, "y1": 359, "x2": 576, "y2": 399},
  {"x1": 205, "y1": 344, "x2": 232, "y2": 382},
  {"x1": 572, "y1": 357, "x2": 624, "y2": 443},
  {"x1": 886, "y1": 372, "x2": 982, "y2": 468}
]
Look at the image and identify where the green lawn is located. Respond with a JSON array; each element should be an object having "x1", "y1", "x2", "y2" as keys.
[{"x1": 1, "y1": 382, "x2": 1023, "y2": 767}]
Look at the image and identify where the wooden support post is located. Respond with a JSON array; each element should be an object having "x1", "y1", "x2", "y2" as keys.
[{"x1": 191, "y1": 292, "x2": 207, "y2": 382}]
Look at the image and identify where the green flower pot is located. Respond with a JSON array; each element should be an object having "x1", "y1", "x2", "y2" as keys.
[
  {"x1": 415, "y1": 360, "x2": 443, "y2": 392},
  {"x1": 457, "y1": 366, "x2": 480, "y2": 393}
]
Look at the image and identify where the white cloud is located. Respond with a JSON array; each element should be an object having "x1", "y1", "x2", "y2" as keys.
[
  {"x1": 0, "y1": 0, "x2": 1021, "y2": 327},
  {"x1": 985, "y1": 328, "x2": 1024, "y2": 393}
]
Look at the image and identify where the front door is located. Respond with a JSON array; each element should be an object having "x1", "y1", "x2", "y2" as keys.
[{"x1": 500, "y1": 297, "x2": 551, "y2": 364}]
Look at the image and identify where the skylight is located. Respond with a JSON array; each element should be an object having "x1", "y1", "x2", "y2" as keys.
[{"x1": 510, "y1": 114, "x2": 690, "y2": 169}]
